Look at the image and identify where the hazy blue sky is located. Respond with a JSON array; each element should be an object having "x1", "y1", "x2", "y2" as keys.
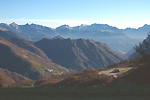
[{"x1": 0, "y1": 0, "x2": 150, "y2": 29}]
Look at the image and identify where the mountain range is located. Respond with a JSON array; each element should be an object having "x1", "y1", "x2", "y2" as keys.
[
  {"x1": 0, "y1": 22, "x2": 150, "y2": 83},
  {"x1": 124, "y1": 24, "x2": 150, "y2": 40},
  {"x1": 0, "y1": 22, "x2": 55, "y2": 41},
  {"x1": 1, "y1": 22, "x2": 148, "y2": 54},
  {"x1": 0, "y1": 26, "x2": 125, "y2": 80},
  {"x1": 34, "y1": 36, "x2": 125, "y2": 71}
]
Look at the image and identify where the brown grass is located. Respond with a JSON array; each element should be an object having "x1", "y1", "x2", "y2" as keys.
[{"x1": 36, "y1": 68, "x2": 117, "y2": 88}]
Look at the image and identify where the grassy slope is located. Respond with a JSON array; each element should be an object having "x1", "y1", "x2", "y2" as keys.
[{"x1": 0, "y1": 86, "x2": 150, "y2": 100}]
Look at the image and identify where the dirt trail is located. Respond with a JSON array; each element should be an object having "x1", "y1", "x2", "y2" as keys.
[{"x1": 99, "y1": 68, "x2": 128, "y2": 78}]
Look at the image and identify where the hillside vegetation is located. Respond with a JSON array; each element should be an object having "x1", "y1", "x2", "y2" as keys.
[
  {"x1": 0, "y1": 68, "x2": 32, "y2": 87},
  {"x1": 35, "y1": 68, "x2": 117, "y2": 87},
  {"x1": 0, "y1": 37, "x2": 68, "y2": 80}
]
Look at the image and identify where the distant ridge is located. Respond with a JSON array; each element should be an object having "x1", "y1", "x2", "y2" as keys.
[
  {"x1": 0, "y1": 27, "x2": 51, "y2": 58},
  {"x1": 52, "y1": 35, "x2": 64, "y2": 40},
  {"x1": 0, "y1": 22, "x2": 142, "y2": 54}
]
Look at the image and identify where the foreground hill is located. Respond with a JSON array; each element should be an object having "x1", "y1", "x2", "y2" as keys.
[
  {"x1": 0, "y1": 37, "x2": 68, "y2": 80},
  {"x1": 123, "y1": 34, "x2": 150, "y2": 84},
  {"x1": 123, "y1": 54, "x2": 150, "y2": 85},
  {"x1": 128, "y1": 34, "x2": 150, "y2": 58},
  {"x1": 34, "y1": 36, "x2": 125, "y2": 71},
  {"x1": 0, "y1": 68, "x2": 32, "y2": 87}
]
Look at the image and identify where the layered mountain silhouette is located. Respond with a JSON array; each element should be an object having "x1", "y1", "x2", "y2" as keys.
[
  {"x1": 0, "y1": 27, "x2": 20, "y2": 39},
  {"x1": 1, "y1": 22, "x2": 150, "y2": 86},
  {"x1": 34, "y1": 36, "x2": 125, "y2": 71},
  {"x1": 0, "y1": 27, "x2": 49, "y2": 58},
  {"x1": 124, "y1": 24, "x2": 150, "y2": 41},
  {"x1": 53, "y1": 24, "x2": 138, "y2": 54},
  {"x1": 0, "y1": 36, "x2": 68, "y2": 80},
  {"x1": 0, "y1": 22, "x2": 138, "y2": 54},
  {"x1": 0, "y1": 22, "x2": 56, "y2": 41}
]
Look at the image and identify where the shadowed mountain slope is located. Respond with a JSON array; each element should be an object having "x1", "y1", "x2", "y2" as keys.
[
  {"x1": 0, "y1": 37, "x2": 68, "y2": 80},
  {"x1": 34, "y1": 37, "x2": 125, "y2": 71},
  {"x1": 0, "y1": 27, "x2": 49, "y2": 58},
  {"x1": 0, "y1": 27, "x2": 20, "y2": 39},
  {"x1": 0, "y1": 68, "x2": 31, "y2": 87}
]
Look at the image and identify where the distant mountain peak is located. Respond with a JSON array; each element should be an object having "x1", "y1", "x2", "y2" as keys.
[
  {"x1": 10, "y1": 22, "x2": 17, "y2": 25},
  {"x1": 57, "y1": 24, "x2": 71, "y2": 29},
  {"x1": 144, "y1": 24, "x2": 149, "y2": 26},
  {"x1": 61, "y1": 24, "x2": 70, "y2": 27},
  {"x1": 31, "y1": 23, "x2": 36, "y2": 25},
  {"x1": 92, "y1": 23, "x2": 100, "y2": 25},
  {"x1": 25, "y1": 23, "x2": 30, "y2": 26},
  {"x1": 138, "y1": 24, "x2": 150, "y2": 30},
  {"x1": 10, "y1": 22, "x2": 18, "y2": 29},
  {"x1": 52, "y1": 35, "x2": 64, "y2": 40},
  {"x1": 81, "y1": 24, "x2": 86, "y2": 27}
]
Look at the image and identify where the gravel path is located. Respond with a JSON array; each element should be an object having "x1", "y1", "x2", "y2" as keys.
[{"x1": 99, "y1": 68, "x2": 126, "y2": 78}]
